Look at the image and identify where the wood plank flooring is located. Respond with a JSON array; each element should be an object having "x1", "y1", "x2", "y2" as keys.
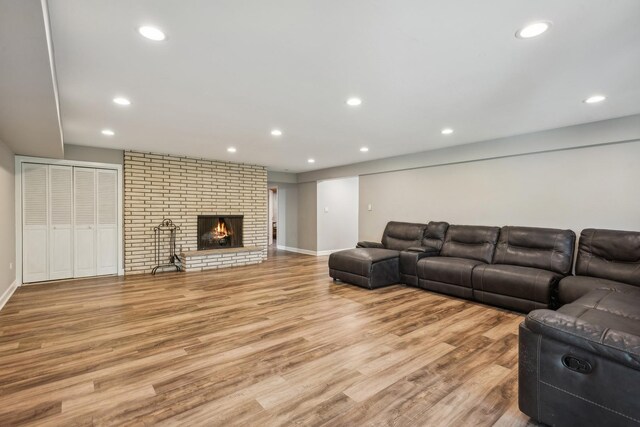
[{"x1": 0, "y1": 248, "x2": 536, "y2": 426}]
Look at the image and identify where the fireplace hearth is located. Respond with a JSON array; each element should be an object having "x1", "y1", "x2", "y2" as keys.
[{"x1": 197, "y1": 215, "x2": 243, "y2": 250}]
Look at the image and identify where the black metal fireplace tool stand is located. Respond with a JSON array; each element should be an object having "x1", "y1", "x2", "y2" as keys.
[{"x1": 151, "y1": 219, "x2": 182, "y2": 275}]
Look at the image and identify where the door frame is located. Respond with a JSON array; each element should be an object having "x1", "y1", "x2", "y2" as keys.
[
  {"x1": 15, "y1": 156, "x2": 124, "y2": 286},
  {"x1": 267, "y1": 185, "x2": 280, "y2": 248}
]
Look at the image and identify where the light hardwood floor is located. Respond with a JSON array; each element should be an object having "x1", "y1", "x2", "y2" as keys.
[{"x1": 0, "y1": 248, "x2": 536, "y2": 426}]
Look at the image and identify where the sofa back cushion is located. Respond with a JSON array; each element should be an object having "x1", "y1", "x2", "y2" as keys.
[
  {"x1": 493, "y1": 226, "x2": 575, "y2": 275},
  {"x1": 575, "y1": 228, "x2": 640, "y2": 286},
  {"x1": 422, "y1": 221, "x2": 449, "y2": 250},
  {"x1": 440, "y1": 225, "x2": 500, "y2": 263},
  {"x1": 381, "y1": 221, "x2": 427, "y2": 251}
]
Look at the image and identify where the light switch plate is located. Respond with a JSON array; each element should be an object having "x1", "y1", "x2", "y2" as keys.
[
  {"x1": 324, "y1": 207, "x2": 329, "y2": 213},
  {"x1": 367, "y1": 204, "x2": 372, "y2": 211}
]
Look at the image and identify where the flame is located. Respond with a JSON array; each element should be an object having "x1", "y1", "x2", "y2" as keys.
[{"x1": 212, "y1": 220, "x2": 228, "y2": 238}]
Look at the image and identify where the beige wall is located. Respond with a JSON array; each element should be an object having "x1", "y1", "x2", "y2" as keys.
[
  {"x1": 0, "y1": 140, "x2": 16, "y2": 298},
  {"x1": 274, "y1": 183, "x2": 298, "y2": 249},
  {"x1": 287, "y1": 114, "x2": 640, "y2": 249},
  {"x1": 267, "y1": 171, "x2": 296, "y2": 184},
  {"x1": 359, "y1": 140, "x2": 640, "y2": 241},
  {"x1": 297, "y1": 182, "x2": 317, "y2": 252},
  {"x1": 298, "y1": 114, "x2": 640, "y2": 183},
  {"x1": 317, "y1": 177, "x2": 359, "y2": 252},
  {"x1": 64, "y1": 144, "x2": 123, "y2": 165}
]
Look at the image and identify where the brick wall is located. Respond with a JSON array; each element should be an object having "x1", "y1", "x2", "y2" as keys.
[{"x1": 124, "y1": 151, "x2": 267, "y2": 274}]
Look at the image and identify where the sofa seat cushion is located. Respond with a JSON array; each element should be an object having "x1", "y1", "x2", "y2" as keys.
[
  {"x1": 558, "y1": 275, "x2": 640, "y2": 305},
  {"x1": 558, "y1": 306, "x2": 640, "y2": 340},
  {"x1": 417, "y1": 257, "x2": 484, "y2": 288},
  {"x1": 472, "y1": 264, "x2": 562, "y2": 304},
  {"x1": 558, "y1": 288, "x2": 640, "y2": 336},
  {"x1": 329, "y1": 248, "x2": 398, "y2": 274}
]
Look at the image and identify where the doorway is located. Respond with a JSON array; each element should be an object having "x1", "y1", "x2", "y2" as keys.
[{"x1": 268, "y1": 187, "x2": 278, "y2": 246}]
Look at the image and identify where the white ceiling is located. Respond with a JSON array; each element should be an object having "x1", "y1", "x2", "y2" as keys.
[
  {"x1": 49, "y1": 0, "x2": 640, "y2": 172},
  {"x1": 0, "y1": 0, "x2": 63, "y2": 158}
]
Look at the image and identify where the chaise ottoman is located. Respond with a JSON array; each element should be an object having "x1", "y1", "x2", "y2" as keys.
[{"x1": 329, "y1": 248, "x2": 400, "y2": 289}]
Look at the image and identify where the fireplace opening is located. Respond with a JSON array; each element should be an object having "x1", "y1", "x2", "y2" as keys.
[{"x1": 197, "y1": 215, "x2": 243, "y2": 250}]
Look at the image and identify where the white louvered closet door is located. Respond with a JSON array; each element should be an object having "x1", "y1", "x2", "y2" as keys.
[
  {"x1": 22, "y1": 163, "x2": 49, "y2": 283},
  {"x1": 74, "y1": 167, "x2": 97, "y2": 278},
  {"x1": 96, "y1": 169, "x2": 118, "y2": 275},
  {"x1": 49, "y1": 166, "x2": 74, "y2": 280}
]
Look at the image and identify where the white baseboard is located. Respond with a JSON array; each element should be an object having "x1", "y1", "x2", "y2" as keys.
[
  {"x1": 276, "y1": 245, "x2": 352, "y2": 256},
  {"x1": 0, "y1": 280, "x2": 19, "y2": 312},
  {"x1": 276, "y1": 245, "x2": 317, "y2": 256},
  {"x1": 316, "y1": 248, "x2": 352, "y2": 256}
]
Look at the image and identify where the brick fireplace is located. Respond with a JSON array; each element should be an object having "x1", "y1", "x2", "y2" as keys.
[
  {"x1": 197, "y1": 215, "x2": 243, "y2": 250},
  {"x1": 123, "y1": 151, "x2": 267, "y2": 274}
]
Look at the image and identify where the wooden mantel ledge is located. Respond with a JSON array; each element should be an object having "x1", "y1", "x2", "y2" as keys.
[{"x1": 180, "y1": 246, "x2": 264, "y2": 257}]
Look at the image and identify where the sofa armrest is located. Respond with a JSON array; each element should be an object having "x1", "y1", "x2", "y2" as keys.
[
  {"x1": 525, "y1": 309, "x2": 640, "y2": 371},
  {"x1": 406, "y1": 246, "x2": 440, "y2": 254},
  {"x1": 399, "y1": 247, "x2": 440, "y2": 277},
  {"x1": 356, "y1": 241, "x2": 384, "y2": 249}
]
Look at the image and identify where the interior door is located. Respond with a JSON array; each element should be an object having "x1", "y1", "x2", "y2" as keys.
[
  {"x1": 74, "y1": 167, "x2": 97, "y2": 278},
  {"x1": 96, "y1": 169, "x2": 118, "y2": 275},
  {"x1": 49, "y1": 165, "x2": 74, "y2": 280},
  {"x1": 22, "y1": 163, "x2": 49, "y2": 283}
]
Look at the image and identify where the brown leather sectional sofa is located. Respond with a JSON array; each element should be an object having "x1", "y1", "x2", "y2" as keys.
[
  {"x1": 329, "y1": 221, "x2": 576, "y2": 312},
  {"x1": 329, "y1": 222, "x2": 640, "y2": 425}
]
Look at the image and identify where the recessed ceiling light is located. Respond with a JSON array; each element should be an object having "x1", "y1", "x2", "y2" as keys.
[
  {"x1": 307, "y1": 158, "x2": 315, "y2": 163},
  {"x1": 516, "y1": 21, "x2": 551, "y2": 39},
  {"x1": 101, "y1": 129, "x2": 115, "y2": 136},
  {"x1": 138, "y1": 26, "x2": 166, "y2": 41},
  {"x1": 227, "y1": 147, "x2": 237, "y2": 153},
  {"x1": 360, "y1": 147, "x2": 369, "y2": 152},
  {"x1": 441, "y1": 128, "x2": 454, "y2": 135},
  {"x1": 271, "y1": 129, "x2": 282, "y2": 136},
  {"x1": 346, "y1": 97, "x2": 362, "y2": 106},
  {"x1": 584, "y1": 95, "x2": 606, "y2": 104},
  {"x1": 113, "y1": 97, "x2": 131, "y2": 106}
]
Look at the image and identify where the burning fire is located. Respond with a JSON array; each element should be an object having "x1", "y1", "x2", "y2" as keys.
[{"x1": 212, "y1": 220, "x2": 229, "y2": 239}]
